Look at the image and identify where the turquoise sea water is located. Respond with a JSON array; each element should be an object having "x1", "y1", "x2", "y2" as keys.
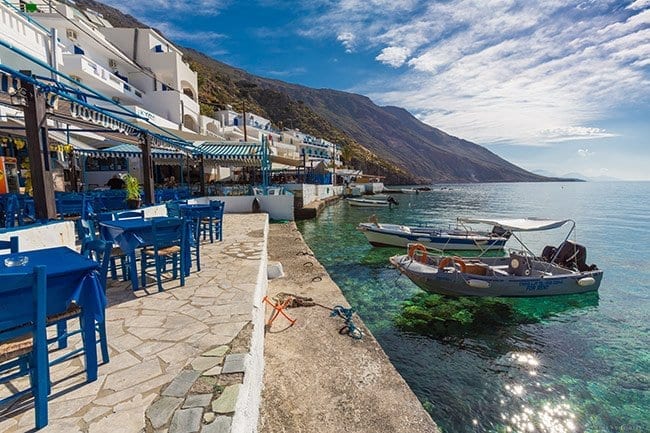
[{"x1": 297, "y1": 182, "x2": 650, "y2": 433}]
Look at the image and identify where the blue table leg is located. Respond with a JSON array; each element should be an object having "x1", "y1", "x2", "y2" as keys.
[
  {"x1": 128, "y1": 250, "x2": 139, "y2": 290},
  {"x1": 80, "y1": 311, "x2": 98, "y2": 382}
]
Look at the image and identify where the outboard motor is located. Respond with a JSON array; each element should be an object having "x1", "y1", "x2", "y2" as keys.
[
  {"x1": 541, "y1": 245, "x2": 557, "y2": 262},
  {"x1": 553, "y1": 240, "x2": 598, "y2": 272},
  {"x1": 387, "y1": 196, "x2": 399, "y2": 206}
]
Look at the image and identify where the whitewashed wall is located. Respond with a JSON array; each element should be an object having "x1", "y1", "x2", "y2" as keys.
[
  {"x1": 0, "y1": 221, "x2": 76, "y2": 251},
  {"x1": 190, "y1": 196, "x2": 294, "y2": 221},
  {"x1": 283, "y1": 184, "x2": 342, "y2": 207}
]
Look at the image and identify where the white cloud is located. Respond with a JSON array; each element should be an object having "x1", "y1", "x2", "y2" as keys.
[
  {"x1": 300, "y1": 0, "x2": 650, "y2": 146},
  {"x1": 577, "y1": 148, "x2": 593, "y2": 157},
  {"x1": 337, "y1": 32, "x2": 356, "y2": 53},
  {"x1": 376, "y1": 46, "x2": 411, "y2": 67}
]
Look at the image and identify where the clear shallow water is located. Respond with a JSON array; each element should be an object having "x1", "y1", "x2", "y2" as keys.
[{"x1": 297, "y1": 182, "x2": 650, "y2": 433}]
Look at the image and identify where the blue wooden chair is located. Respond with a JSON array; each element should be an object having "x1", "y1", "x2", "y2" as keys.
[
  {"x1": 0, "y1": 236, "x2": 19, "y2": 253},
  {"x1": 47, "y1": 239, "x2": 113, "y2": 366},
  {"x1": 200, "y1": 200, "x2": 224, "y2": 243},
  {"x1": 56, "y1": 194, "x2": 87, "y2": 220},
  {"x1": 3, "y1": 194, "x2": 19, "y2": 228},
  {"x1": 182, "y1": 208, "x2": 201, "y2": 272},
  {"x1": 0, "y1": 265, "x2": 49, "y2": 429},
  {"x1": 140, "y1": 218, "x2": 185, "y2": 292},
  {"x1": 78, "y1": 218, "x2": 128, "y2": 282},
  {"x1": 165, "y1": 200, "x2": 187, "y2": 218}
]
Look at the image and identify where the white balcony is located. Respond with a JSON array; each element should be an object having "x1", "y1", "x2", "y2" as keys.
[{"x1": 61, "y1": 53, "x2": 144, "y2": 105}]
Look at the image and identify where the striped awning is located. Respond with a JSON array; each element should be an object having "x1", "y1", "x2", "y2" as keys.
[
  {"x1": 74, "y1": 143, "x2": 185, "y2": 160},
  {"x1": 195, "y1": 142, "x2": 262, "y2": 167}
]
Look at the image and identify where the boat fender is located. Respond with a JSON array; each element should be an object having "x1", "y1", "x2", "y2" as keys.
[
  {"x1": 407, "y1": 243, "x2": 428, "y2": 263},
  {"x1": 577, "y1": 277, "x2": 596, "y2": 286},
  {"x1": 467, "y1": 279, "x2": 490, "y2": 289},
  {"x1": 438, "y1": 256, "x2": 466, "y2": 273}
]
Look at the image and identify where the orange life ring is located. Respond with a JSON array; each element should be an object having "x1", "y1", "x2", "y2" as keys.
[
  {"x1": 437, "y1": 256, "x2": 466, "y2": 273},
  {"x1": 407, "y1": 243, "x2": 428, "y2": 263}
]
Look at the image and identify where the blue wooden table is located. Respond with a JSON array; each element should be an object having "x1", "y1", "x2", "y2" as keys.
[
  {"x1": 0, "y1": 247, "x2": 105, "y2": 381},
  {"x1": 100, "y1": 218, "x2": 189, "y2": 291}
]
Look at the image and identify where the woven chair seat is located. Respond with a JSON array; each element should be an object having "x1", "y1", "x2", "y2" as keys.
[
  {"x1": 46, "y1": 305, "x2": 81, "y2": 325},
  {"x1": 144, "y1": 245, "x2": 181, "y2": 256},
  {"x1": 0, "y1": 335, "x2": 33, "y2": 362}
]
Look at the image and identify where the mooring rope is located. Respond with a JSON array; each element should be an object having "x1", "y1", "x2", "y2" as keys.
[{"x1": 271, "y1": 292, "x2": 363, "y2": 339}]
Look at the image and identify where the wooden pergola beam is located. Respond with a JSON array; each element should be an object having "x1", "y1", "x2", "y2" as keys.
[{"x1": 23, "y1": 82, "x2": 56, "y2": 220}]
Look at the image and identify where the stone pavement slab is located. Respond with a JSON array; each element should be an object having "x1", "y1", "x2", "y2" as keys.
[{"x1": 0, "y1": 214, "x2": 268, "y2": 433}]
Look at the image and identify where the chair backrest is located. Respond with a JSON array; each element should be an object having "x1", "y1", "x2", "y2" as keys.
[
  {"x1": 82, "y1": 239, "x2": 113, "y2": 290},
  {"x1": 209, "y1": 200, "x2": 225, "y2": 218},
  {"x1": 151, "y1": 218, "x2": 184, "y2": 250},
  {"x1": 56, "y1": 195, "x2": 87, "y2": 219},
  {"x1": 182, "y1": 209, "x2": 201, "y2": 244},
  {"x1": 0, "y1": 236, "x2": 19, "y2": 254},
  {"x1": 165, "y1": 202, "x2": 181, "y2": 218},
  {"x1": 76, "y1": 219, "x2": 97, "y2": 252},
  {"x1": 3, "y1": 194, "x2": 19, "y2": 228},
  {"x1": 115, "y1": 210, "x2": 144, "y2": 220},
  {"x1": 0, "y1": 265, "x2": 47, "y2": 342}
]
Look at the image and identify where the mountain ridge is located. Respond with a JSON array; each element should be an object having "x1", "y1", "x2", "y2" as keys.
[{"x1": 76, "y1": 0, "x2": 558, "y2": 184}]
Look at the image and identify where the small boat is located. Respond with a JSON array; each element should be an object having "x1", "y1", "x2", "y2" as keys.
[
  {"x1": 347, "y1": 197, "x2": 398, "y2": 208},
  {"x1": 357, "y1": 218, "x2": 508, "y2": 251},
  {"x1": 383, "y1": 187, "x2": 419, "y2": 194},
  {"x1": 390, "y1": 217, "x2": 603, "y2": 297}
]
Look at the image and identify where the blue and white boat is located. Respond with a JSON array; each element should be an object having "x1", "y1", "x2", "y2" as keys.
[
  {"x1": 389, "y1": 218, "x2": 603, "y2": 297},
  {"x1": 357, "y1": 218, "x2": 508, "y2": 251}
]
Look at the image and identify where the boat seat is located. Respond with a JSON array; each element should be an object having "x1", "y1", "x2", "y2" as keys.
[{"x1": 490, "y1": 265, "x2": 510, "y2": 276}]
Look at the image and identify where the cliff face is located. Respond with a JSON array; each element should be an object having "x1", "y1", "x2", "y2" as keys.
[{"x1": 76, "y1": 0, "x2": 551, "y2": 184}]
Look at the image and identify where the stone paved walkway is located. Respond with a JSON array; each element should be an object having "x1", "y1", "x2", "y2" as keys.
[{"x1": 0, "y1": 214, "x2": 268, "y2": 433}]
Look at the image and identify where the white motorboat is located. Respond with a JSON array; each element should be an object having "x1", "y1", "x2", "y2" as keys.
[
  {"x1": 357, "y1": 219, "x2": 508, "y2": 251},
  {"x1": 390, "y1": 217, "x2": 603, "y2": 297},
  {"x1": 347, "y1": 197, "x2": 398, "y2": 208}
]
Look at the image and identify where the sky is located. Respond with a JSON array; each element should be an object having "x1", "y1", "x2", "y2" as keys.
[{"x1": 103, "y1": 0, "x2": 650, "y2": 180}]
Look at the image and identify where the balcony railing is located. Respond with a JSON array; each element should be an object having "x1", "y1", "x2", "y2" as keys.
[{"x1": 62, "y1": 53, "x2": 144, "y2": 102}]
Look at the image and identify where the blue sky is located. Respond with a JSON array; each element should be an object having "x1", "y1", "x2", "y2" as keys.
[{"x1": 104, "y1": 0, "x2": 650, "y2": 180}]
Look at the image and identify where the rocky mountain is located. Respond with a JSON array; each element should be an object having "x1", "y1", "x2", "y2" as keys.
[{"x1": 77, "y1": 0, "x2": 553, "y2": 184}]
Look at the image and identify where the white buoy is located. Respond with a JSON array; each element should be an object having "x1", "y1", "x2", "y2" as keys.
[
  {"x1": 467, "y1": 279, "x2": 490, "y2": 289},
  {"x1": 577, "y1": 277, "x2": 595, "y2": 286}
]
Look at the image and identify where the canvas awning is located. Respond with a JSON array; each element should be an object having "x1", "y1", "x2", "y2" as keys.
[
  {"x1": 74, "y1": 143, "x2": 186, "y2": 160},
  {"x1": 194, "y1": 142, "x2": 262, "y2": 167},
  {"x1": 458, "y1": 217, "x2": 572, "y2": 232}
]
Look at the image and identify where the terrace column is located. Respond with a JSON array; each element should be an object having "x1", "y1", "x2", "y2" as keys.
[
  {"x1": 140, "y1": 134, "x2": 155, "y2": 205},
  {"x1": 23, "y1": 82, "x2": 56, "y2": 219},
  {"x1": 199, "y1": 154, "x2": 206, "y2": 196}
]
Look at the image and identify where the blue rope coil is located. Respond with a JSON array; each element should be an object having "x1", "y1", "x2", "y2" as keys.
[{"x1": 330, "y1": 305, "x2": 363, "y2": 339}]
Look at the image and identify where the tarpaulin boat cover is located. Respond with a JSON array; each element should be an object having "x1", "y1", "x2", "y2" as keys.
[{"x1": 458, "y1": 217, "x2": 572, "y2": 232}]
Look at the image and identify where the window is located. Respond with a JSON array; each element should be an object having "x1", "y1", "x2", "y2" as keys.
[{"x1": 85, "y1": 157, "x2": 128, "y2": 172}]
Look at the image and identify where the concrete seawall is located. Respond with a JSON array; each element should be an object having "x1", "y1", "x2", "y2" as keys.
[{"x1": 260, "y1": 222, "x2": 439, "y2": 432}]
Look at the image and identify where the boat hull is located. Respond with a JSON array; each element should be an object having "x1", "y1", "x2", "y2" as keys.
[
  {"x1": 347, "y1": 199, "x2": 391, "y2": 207},
  {"x1": 390, "y1": 255, "x2": 603, "y2": 297},
  {"x1": 358, "y1": 223, "x2": 507, "y2": 251}
]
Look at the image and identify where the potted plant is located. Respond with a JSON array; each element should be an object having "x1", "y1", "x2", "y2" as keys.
[{"x1": 123, "y1": 174, "x2": 141, "y2": 209}]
